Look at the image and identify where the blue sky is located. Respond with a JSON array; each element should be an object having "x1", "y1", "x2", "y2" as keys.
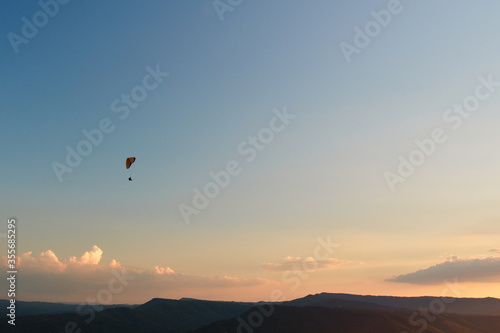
[{"x1": 1, "y1": 0, "x2": 500, "y2": 302}]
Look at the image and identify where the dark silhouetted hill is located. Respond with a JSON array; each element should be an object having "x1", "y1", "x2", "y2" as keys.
[
  {"x1": 2, "y1": 294, "x2": 500, "y2": 332},
  {"x1": 286, "y1": 293, "x2": 500, "y2": 316},
  {"x1": 0, "y1": 298, "x2": 252, "y2": 333},
  {"x1": 194, "y1": 305, "x2": 500, "y2": 333},
  {"x1": 0, "y1": 299, "x2": 136, "y2": 317}
]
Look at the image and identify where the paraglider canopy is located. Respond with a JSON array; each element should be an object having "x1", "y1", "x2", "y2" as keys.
[{"x1": 126, "y1": 157, "x2": 136, "y2": 169}]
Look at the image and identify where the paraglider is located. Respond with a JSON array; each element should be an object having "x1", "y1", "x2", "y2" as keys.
[{"x1": 126, "y1": 157, "x2": 136, "y2": 181}]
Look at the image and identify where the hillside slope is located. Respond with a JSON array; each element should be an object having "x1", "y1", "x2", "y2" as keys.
[{"x1": 194, "y1": 305, "x2": 500, "y2": 333}]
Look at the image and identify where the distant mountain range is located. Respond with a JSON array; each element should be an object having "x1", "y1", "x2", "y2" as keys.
[
  {"x1": 1, "y1": 293, "x2": 499, "y2": 332},
  {"x1": 284, "y1": 293, "x2": 500, "y2": 316},
  {"x1": 0, "y1": 299, "x2": 136, "y2": 317},
  {"x1": 194, "y1": 305, "x2": 500, "y2": 333}
]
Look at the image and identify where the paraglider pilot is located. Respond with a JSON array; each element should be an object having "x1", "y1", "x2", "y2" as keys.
[{"x1": 126, "y1": 157, "x2": 136, "y2": 181}]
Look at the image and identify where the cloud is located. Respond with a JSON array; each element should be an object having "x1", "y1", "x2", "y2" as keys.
[
  {"x1": 0, "y1": 245, "x2": 269, "y2": 303},
  {"x1": 489, "y1": 248, "x2": 500, "y2": 253},
  {"x1": 154, "y1": 265, "x2": 175, "y2": 275},
  {"x1": 70, "y1": 245, "x2": 103, "y2": 265},
  {"x1": 110, "y1": 259, "x2": 122, "y2": 269},
  {"x1": 261, "y1": 256, "x2": 349, "y2": 272},
  {"x1": 16, "y1": 247, "x2": 104, "y2": 273},
  {"x1": 387, "y1": 256, "x2": 500, "y2": 284}
]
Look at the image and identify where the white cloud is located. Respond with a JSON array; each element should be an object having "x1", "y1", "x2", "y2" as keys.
[
  {"x1": 70, "y1": 245, "x2": 103, "y2": 265},
  {"x1": 154, "y1": 265, "x2": 175, "y2": 275},
  {"x1": 14, "y1": 245, "x2": 104, "y2": 273},
  {"x1": 0, "y1": 245, "x2": 269, "y2": 303}
]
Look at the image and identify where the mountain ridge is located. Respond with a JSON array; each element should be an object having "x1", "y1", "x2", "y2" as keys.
[{"x1": 1, "y1": 293, "x2": 499, "y2": 332}]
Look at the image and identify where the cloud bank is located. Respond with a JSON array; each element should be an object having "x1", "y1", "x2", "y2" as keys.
[
  {"x1": 261, "y1": 256, "x2": 349, "y2": 272},
  {"x1": 0, "y1": 245, "x2": 270, "y2": 303},
  {"x1": 387, "y1": 256, "x2": 500, "y2": 284}
]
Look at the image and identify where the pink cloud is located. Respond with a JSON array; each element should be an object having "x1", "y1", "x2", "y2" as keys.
[
  {"x1": 154, "y1": 266, "x2": 175, "y2": 275},
  {"x1": 9, "y1": 245, "x2": 105, "y2": 273},
  {"x1": 39, "y1": 250, "x2": 66, "y2": 271},
  {"x1": 0, "y1": 245, "x2": 270, "y2": 303},
  {"x1": 69, "y1": 245, "x2": 103, "y2": 265},
  {"x1": 261, "y1": 256, "x2": 350, "y2": 272}
]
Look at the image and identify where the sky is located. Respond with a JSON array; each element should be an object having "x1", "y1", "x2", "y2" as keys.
[{"x1": 1, "y1": 0, "x2": 500, "y2": 304}]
